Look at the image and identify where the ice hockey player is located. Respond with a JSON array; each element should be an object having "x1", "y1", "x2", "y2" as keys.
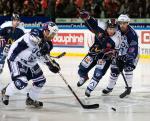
[
  {"x1": 102, "y1": 14, "x2": 139, "y2": 98},
  {"x1": 1, "y1": 22, "x2": 60, "y2": 108},
  {"x1": 0, "y1": 12, "x2": 25, "y2": 89},
  {"x1": 77, "y1": 10, "x2": 122, "y2": 97}
]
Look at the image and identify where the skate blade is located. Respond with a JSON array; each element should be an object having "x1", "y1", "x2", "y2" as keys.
[{"x1": 26, "y1": 105, "x2": 43, "y2": 108}]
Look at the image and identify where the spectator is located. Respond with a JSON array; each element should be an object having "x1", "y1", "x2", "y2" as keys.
[
  {"x1": 12, "y1": 1, "x2": 21, "y2": 14},
  {"x1": 103, "y1": 0, "x2": 120, "y2": 18},
  {"x1": 21, "y1": 0, "x2": 34, "y2": 16},
  {"x1": 92, "y1": 1, "x2": 103, "y2": 18},
  {"x1": 145, "y1": 0, "x2": 150, "y2": 18},
  {"x1": 45, "y1": 0, "x2": 56, "y2": 22},
  {"x1": 0, "y1": 0, "x2": 4, "y2": 15},
  {"x1": 63, "y1": 0, "x2": 79, "y2": 18},
  {"x1": 0, "y1": 0, "x2": 149, "y2": 18},
  {"x1": 55, "y1": 0, "x2": 66, "y2": 18},
  {"x1": 34, "y1": 0, "x2": 46, "y2": 16},
  {"x1": 83, "y1": 0, "x2": 92, "y2": 14},
  {"x1": 119, "y1": 0, "x2": 129, "y2": 14}
]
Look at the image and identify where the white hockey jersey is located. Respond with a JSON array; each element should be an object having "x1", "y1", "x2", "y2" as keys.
[
  {"x1": 110, "y1": 30, "x2": 122, "y2": 50},
  {"x1": 7, "y1": 33, "x2": 48, "y2": 67},
  {"x1": 97, "y1": 20, "x2": 122, "y2": 50}
]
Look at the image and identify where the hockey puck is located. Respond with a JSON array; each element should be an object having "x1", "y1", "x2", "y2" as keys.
[{"x1": 111, "y1": 107, "x2": 116, "y2": 111}]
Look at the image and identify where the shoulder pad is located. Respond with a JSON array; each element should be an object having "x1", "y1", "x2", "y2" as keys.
[{"x1": 0, "y1": 21, "x2": 12, "y2": 28}]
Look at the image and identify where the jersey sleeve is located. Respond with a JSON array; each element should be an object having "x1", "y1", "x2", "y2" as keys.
[
  {"x1": 85, "y1": 17, "x2": 105, "y2": 35},
  {"x1": 127, "y1": 32, "x2": 139, "y2": 59},
  {"x1": 18, "y1": 29, "x2": 25, "y2": 38},
  {"x1": 9, "y1": 39, "x2": 28, "y2": 61},
  {"x1": 39, "y1": 41, "x2": 53, "y2": 56},
  {"x1": 0, "y1": 28, "x2": 7, "y2": 37}
]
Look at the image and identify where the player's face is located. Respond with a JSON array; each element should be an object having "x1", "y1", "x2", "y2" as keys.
[
  {"x1": 118, "y1": 22, "x2": 128, "y2": 32},
  {"x1": 12, "y1": 19, "x2": 20, "y2": 28},
  {"x1": 107, "y1": 27, "x2": 116, "y2": 36},
  {"x1": 44, "y1": 30, "x2": 56, "y2": 40}
]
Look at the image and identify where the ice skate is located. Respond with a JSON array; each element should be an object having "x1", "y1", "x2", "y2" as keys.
[
  {"x1": 26, "y1": 93, "x2": 43, "y2": 108},
  {"x1": 1, "y1": 87, "x2": 9, "y2": 105},
  {"x1": 77, "y1": 76, "x2": 89, "y2": 87},
  {"x1": 120, "y1": 87, "x2": 131, "y2": 98},
  {"x1": 102, "y1": 87, "x2": 113, "y2": 95}
]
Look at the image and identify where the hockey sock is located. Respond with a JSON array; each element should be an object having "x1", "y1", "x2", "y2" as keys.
[
  {"x1": 87, "y1": 78, "x2": 99, "y2": 91},
  {"x1": 28, "y1": 86, "x2": 42, "y2": 101},
  {"x1": 5, "y1": 82, "x2": 18, "y2": 96},
  {"x1": 107, "y1": 73, "x2": 119, "y2": 89}
]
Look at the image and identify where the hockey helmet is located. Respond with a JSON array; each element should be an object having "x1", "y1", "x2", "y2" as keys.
[
  {"x1": 42, "y1": 22, "x2": 59, "y2": 35},
  {"x1": 11, "y1": 12, "x2": 20, "y2": 21},
  {"x1": 117, "y1": 14, "x2": 130, "y2": 22},
  {"x1": 30, "y1": 28, "x2": 43, "y2": 45},
  {"x1": 106, "y1": 18, "x2": 117, "y2": 28}
]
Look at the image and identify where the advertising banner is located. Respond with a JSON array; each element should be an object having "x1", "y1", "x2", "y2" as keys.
[
  {"x1": 0, "y1": 16, "x2": 149, "y2": 57},
  {"x1": 52, "y1": 33, "x2": 84, "y2": 48}
]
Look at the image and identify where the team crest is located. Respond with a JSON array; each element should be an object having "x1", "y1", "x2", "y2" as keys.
[{"x1": 7, "y1": 29, "x2": 11, "y2": 33}]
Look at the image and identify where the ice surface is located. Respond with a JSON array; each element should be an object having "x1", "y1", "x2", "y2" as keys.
[{"x1": 0, "y1": 57, "x2": 150, "y2": 121}]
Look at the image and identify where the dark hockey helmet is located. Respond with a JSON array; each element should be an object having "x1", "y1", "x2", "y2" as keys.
[
  {"x1": 106, "y1": 18, "x2": 117, "y2": 28},
  {"x1": 30, "y1": 28, "x2": 43, "y2": 39},
  {"x1": 30, "y1": 28, "x2": 44, "y2": 44},
  {"x1": 11, "y1": 12, "x2": 20, "y2": 21}
]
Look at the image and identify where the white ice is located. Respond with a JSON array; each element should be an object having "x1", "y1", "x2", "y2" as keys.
[{"x1": 0, "y1": 57, "x2": 150, "y2": 121}]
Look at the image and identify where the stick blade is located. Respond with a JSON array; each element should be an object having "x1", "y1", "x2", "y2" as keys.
[
  {"x1": 83, "y1": 104, "x2": 99, "y2": 109},
  {"x1": 57, "y1": 52, "x2": 66, "y2": 58}
]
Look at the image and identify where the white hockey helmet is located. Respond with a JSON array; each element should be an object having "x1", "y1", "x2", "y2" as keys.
[
  {"x1": 117, "y1": 14, "x2": 130, "y2": 22},
  {"x1": 42, "y1": 22, "x2": 59, "y2": 35}
]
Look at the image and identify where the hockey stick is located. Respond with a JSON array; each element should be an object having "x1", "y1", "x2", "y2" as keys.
[
  {"x1": 114, "y1": 59, "x2": 130, "y2": 98},
  {"x1": 46, "y1": 55, "x2": 99, "y2": 109},
  {"x1": 119, "y1": 71, "x2": 131, "y2": 98},
  {"x1": 120, "y1": 71, "x2": 128, "y2": 88},
  {"x1": 58, "y1": 72, "x2": 99, "y2": 109},
  {"x1": 114, "y1": 57, "x2": 129, "y2": 88},
  {"x1": 50, "y1": 52, "x2": 66, "y2": 59}
]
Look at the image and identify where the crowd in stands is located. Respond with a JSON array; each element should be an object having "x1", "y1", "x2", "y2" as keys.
[{"x1": 0, "y1": 0, "x2": 150, "y2": 18}]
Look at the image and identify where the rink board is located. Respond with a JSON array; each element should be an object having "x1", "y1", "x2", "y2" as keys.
[{"x1": 51, "y1": 29, "x2": 150, "y2": 59}]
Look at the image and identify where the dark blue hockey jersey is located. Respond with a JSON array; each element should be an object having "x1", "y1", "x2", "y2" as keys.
[
  {"x1": 0, "y1": 21, "x2": 24, "y2": 44},
  {"x1": 84, "y1": 17, "x2": 117, "y2": 52},
  {"x1": 84, "y1": 17, "x2": 106, "y2": 45},
  {"x1": 119, "y1": 25, "x2": 139, "y2": 59}
]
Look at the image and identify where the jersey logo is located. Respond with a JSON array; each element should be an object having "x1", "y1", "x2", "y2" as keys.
[
  {"x1": 7, "y1": 29, "x2": 11, "y2": 33},
  {"x1": 7, "y1": 38, "x2": 14, "y2": 44},
  {"x1": 128, "y1": 47, "x2": 135, "y2": 53}
]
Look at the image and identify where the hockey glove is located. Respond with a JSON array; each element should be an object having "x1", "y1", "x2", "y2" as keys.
[
  {"x1": 89, "y1": 44, "x2": 102, "y2": 56},
  {"x1": 47, "y1": 59, "x2": 60, "y2": 73},
  {"x1": 40, "y1": 41, "x2": 53, "y2": 55},
  {"x1": 116, "y1": 55, "x2": 126, "y2": 72},
  {"x1": 125, "y1": 59, "x2": 136, "y2": 69},
  {"x1": 117, "y1": 54, "x2": 135, "y2": 68},
  {"x1": 80, "y1": 10, "x2": 90, "y2": 20},
  {"x1": 116, "y1": 55, "x2": 128, "y2": 62}
]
